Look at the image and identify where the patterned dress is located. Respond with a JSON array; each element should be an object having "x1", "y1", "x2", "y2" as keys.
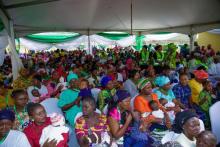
[
  {"x1": 173, "y1": 83, "x2": 191, "y2": 108},
  {"x1": 75, "y1": 114, "x2": 109, "y2": 144},
  {"x1": 13, "y1": 76, "x2": 32, "y2": 90}
]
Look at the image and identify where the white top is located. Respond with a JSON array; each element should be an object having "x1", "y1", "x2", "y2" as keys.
[
  {"x1": 27, "y1": 85, "x2": 48, "y2": 102},
  {"x1": 175, "y1": 133, "x2": 196, "y2": 147},
  {"x1": 39, "y1": 125, "x2": 69, "y2": 147},
  {"x1": 152, "y1": 109, "x2": 164, "y2": 119},
  {"x1": 164, "y1": 102, "x2": 176, "y2": 122},
  {"x1": 124, "y1": 79, "x2": 138, "y2": 98},
  {"x1": 0, "y1": 130, "x2": 31, "y2": 147}
]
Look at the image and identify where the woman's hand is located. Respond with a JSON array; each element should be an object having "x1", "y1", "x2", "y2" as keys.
[
  {"x1": 57, "y1": 85, "x2": 64, "y2": 91},
  {"x1": 42, "y1": 139, "x2": 57, "y2": 147},
  {"x1": 139, "y1": 121, "x2": 152, "y2": 132},
  {"x1": 74, "y1": 96, "x2": 81, "y2": 107},
  {"x1": 88, "y1": 133, "x2": 101, "y2": 144},
  {"x1": 125, "y1": 112, "x2": 133, "y2": 124}
]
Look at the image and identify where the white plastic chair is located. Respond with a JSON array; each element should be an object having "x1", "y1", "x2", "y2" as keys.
[
  {"x1": 40, "y1": 98, "x2": 64, "y2": 116},
  {"x1": 91, "y1": 88, "x2": 101, "y2": 102},
  {"x1": 209, "y1": 101, "x2": 220, "y2": 143},
  {"x1": 102, "y1": 104, "x2": 108, "y2": 115}
]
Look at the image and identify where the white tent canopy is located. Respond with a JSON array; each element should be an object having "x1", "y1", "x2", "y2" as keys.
[
  {"x1": 0, "y1": 0, "x2": 220, "y2": 37},
  {"x1": 18, "y1": 33, "x2": 189, "y2": 52}
]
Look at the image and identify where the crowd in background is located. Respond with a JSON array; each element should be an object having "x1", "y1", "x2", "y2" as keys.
[{"x1": 0, "y1": 42, "x2": 220, "y2": 147}]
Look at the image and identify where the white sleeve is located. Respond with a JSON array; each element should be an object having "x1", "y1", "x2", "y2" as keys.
[
  {"x1": 39, "y1": 127, "x2": 49, "y2": 147},
  {"x1": 27, "y1": 86, "x2": 34, "y2": 102},
  {"x1": 17, "y1": 133, "x2": 31, "y2": 147}
]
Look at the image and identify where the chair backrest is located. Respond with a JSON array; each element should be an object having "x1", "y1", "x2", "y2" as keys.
[
  {"x1": 103, "y1": 104, "x2": 108, "y2": 115},
  {"x1": 210, "y1": 101, "x2": 220, "y2": 143},
  {"x1": 40, "y1": 98, "x2": 64, "y2": 116},
  {"x1": 91, "y1": 88, "x2": 101, "y2": 102}
]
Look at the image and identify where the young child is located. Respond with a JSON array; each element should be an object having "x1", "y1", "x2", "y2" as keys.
[
  {"x1": 78, "y1": 79, "x2": 92, "y2": 99},
  {"x1": 31, "y1": 89, "x2": 49, "y2": 103},
  {"x1": 196, "y1": 131, "x2": 217, "y2": 147},
  {"x1": 198, "y1": 80, "x2": 214, "y2": 127},
  {"x1": 159, "y1": 98, "x2": 175, "y2": 121},
  {"x1": 149, "y1": 100, "x2": 172, "y2": 129},
  {"x1": 39, "y1": 113, "x2": 69, "y2": 147},
  {"x1": 150, "y1": 100, "x2": 165, "y2": 119}
]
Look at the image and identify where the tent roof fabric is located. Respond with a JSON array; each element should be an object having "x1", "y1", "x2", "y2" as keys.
[
  {"x1": 1, "y1": 0, "x2": 220, "y2": 36},
  {"x1": 25, "y1": 32, "x2": 80, "y2": 43}
]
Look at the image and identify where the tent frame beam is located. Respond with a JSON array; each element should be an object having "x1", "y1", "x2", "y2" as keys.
[
  {"x1": 4, "y1": 0, "x2": 61, "y2": 9},
  {"x1": 0, "y1": 0, "x2": 11, "y2": 34}
]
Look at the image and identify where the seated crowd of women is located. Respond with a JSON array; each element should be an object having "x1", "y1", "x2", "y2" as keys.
[{"x1": 0, "y1": 49, "x2": 220, "y2": 147}]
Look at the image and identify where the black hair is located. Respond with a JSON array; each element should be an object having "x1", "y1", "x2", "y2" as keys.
[
  {"x1": 107, "y1": 98, "x2": 118, "y2": 116},
  {"x1": 0, "y1": 109, "x2": 15, "y2": 122},
  {"x1": 33, "y1": 74, "x2": 42, "y2": 82},
  {"x1": 128, "y1": 70, "x2": 139, "y2": 79},
  {"x1": 27, "y1": 102, "x2": 43, "y2": 116},
  {"x1": 197, "y1": 131, "x2": 217, "y2": 145},
  {"x1": 161, "y1": 65, "x2": 170, "y2": 71},
  {"x1": 149, "y1": 100, "x2": 157, "y2": 106},
  {"x1": 179, "y1": 73, "x2": 188, "y2": 78},
  {"x1": 159, "y1": 98, "x2": 166, "y2": 103},
  {"x1": 11, "y1": 89, "x2": 26, "y2": 99},
  {"x1": 197, "y1": 66, "x2": 206, "y2": 70},
  {"x1": 142, "y1": 45, "x2": 148, "y2": 49},
  {"x1": 155, "y1": 45, "x2": 162, "y2": 51},
  {"x1": 172, "y1": 110, "x2": 197, "y2": 133}
]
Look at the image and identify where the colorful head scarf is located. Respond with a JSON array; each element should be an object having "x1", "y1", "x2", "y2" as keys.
[
  {"x1": 155, "y1": 76, "x2": 170, "y2": 87},
  {"x1": 0, "y1": 109, "x2": 15, "y2": 122},
  {"x1": 173, "y1": 110, "x2": 197, "y2": 133},
  {"x1": 67, "y1": 72, "x2": 78, "y2": 83},
  {"x1": 137, "y1": 78, "x2": 151, "y2": 90},
  {"x1": 114, "y1": 90, "x2": 130, "y2": 102},
  {"x1": 79, "y1": 88, "x2": 92, "y2": 98},
  {"x1": 101, "y1": 76, "x2": 112, "y2": 87},
  {"x1": 194, "y1": 70, "x2": 208, "y2": 79}
]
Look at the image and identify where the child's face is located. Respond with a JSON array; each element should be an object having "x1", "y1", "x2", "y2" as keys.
[
  {"x1": 160, "y1": 99, "x2": 168, "y2": 106},
  {"x1": 180, "y1": 75, "x2": 189, "y2": 86},
  {"x1": 205, "y1": 83, "x2": 212, "y2": 92},
  {"x1": 197, "y1": 134, "x2": 216, "y2": 147},
  {"x1": 150, "y1": 102, "x2": 159, "y2": 111},
  {"x1": 15, "y1": 93, "x2": 29, "y2": 108},
  {"x1": 32, "y1": 90, "x2": 40, "y2": 97},
  {"x1": 79, "y1": 81, "x2": 88, "y2": 89}
]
